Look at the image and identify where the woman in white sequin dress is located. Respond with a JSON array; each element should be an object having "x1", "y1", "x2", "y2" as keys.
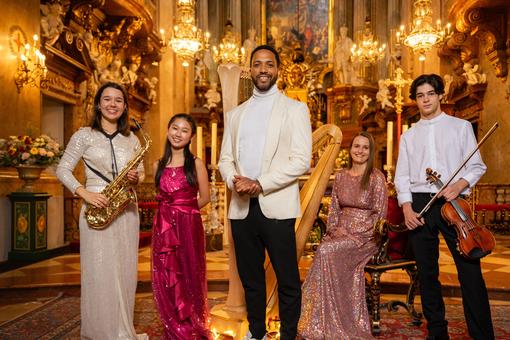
[
  {"x1": 298, "y1": 131, "x2": 388, "y2": 339},
  {"x1": 56, "y1": 82, "x2": 147, "y2": 339}
]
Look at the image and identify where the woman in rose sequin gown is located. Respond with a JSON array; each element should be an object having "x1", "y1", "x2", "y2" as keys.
[
  {"x1": 298, "y1": 132, "x2": 388, "y2": 340},
  {"x1": 152, "y1": 114, "x2": 211, "y2": 339}
]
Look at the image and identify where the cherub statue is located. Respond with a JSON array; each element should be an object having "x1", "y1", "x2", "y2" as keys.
[
  {"x1": 204, "y1": 82, "x2": 221, "y2": 110},
  {"x1": 144, "y1": 77, "x2": 158, "y2": 104},
  {"x1": 110, "y1": 55, "x2": 122, "y2": 82},
  {"x1": 359, "y1": 95, "x2": 372, "y2": 116},
  {"x1": 121, "y1": 63, "x2": 139, "y2": 87},
  {"x1": 376, "y1": 79, "x2": 395, "y2": 109},
  {"x1": 463, "y1": 62, "x2": 487, "y2": 85},
  {"x1": 40, "y1": 2, "x2": 65, "y2": 46}
]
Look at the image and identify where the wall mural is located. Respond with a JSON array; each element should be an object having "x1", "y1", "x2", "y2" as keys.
[{"x1": 265, "y1": 0, "x2": 330, "y2": 62}]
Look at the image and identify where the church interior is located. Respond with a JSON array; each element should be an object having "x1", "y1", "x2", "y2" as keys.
[{"x1": 0, "y1": 0, "x2": 510, "y2": 338}]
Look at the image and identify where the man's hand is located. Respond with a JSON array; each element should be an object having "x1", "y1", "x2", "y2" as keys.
[
  {"x1": 402, "y1": 202, "x2": 424, "y2": 230},
  {"x1": 438, "y1": 179, "x2": 468, "y2": 201},
  {"x1": 233, "y1": 175, "x2": 262, "y2": 196}
]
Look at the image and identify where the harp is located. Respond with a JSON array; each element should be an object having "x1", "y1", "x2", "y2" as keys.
[
  {"x1": 210, "y1": 124, "x2": 343, "y2": 336},
  {"x1": 265, "y1": 123, "x2": 343, "y2": 314}
]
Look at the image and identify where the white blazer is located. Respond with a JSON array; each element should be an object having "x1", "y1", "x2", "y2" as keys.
[{"x1": 218, "y1": 91, "x2": 312, "y2": 220}]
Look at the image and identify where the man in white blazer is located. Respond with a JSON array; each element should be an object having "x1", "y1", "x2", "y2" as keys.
[{"x1": 219, "y1": 45, "x2": 312, "y2": 340}]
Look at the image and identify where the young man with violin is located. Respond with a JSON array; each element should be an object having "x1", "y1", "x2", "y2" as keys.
[{"x1": 395, "y1": 74, "x2": 494, "y2": 340}]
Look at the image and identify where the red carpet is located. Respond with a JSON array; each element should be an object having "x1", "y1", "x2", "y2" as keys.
[{"x1": 0, "y1": 293, "x2": 509, "y2": 339}]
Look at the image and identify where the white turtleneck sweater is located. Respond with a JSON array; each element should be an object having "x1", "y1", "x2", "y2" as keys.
[{"x1": 238, "y1": 84, "x2": 278, "y2": 180}]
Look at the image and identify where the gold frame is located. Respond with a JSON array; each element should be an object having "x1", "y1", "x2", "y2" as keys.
[{"x1": 261, "y1": 0, "x2": 335, "y2": 64}]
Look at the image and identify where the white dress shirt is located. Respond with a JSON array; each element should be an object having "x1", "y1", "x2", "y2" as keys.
[
  {"x1": 395, "y1": 112, "x2": 486, "y2": 205},
  {"x1": 238, "y1": 84, "x2": 277, "y2": 180}
]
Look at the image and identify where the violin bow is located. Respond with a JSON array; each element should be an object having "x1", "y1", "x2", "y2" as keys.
[{"x1": 417, "y1": 122, "x2": 499, "y2": 219}]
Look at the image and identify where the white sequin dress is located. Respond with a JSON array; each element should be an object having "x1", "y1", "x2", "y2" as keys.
[{"x1": 56, "y1": 127, "x2": 146, "y2": 340}]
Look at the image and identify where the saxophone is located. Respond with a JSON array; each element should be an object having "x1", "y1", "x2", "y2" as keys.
[{"x1": 85, "y1": 118, "x2": 152, "y2": 229}]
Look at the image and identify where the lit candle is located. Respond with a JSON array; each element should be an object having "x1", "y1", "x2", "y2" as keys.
[
  {"x1": 211, "y1": 122, "x2": 217, "y2": 165},
  {"x1": 402, "y1": 124, "x2": 409, "y2": 133},
  {"x1": 386, "y1": 121, "x2": 394, "y2": 168},
  {"x1": 196, "y1": 126, "x2": 203, "y2": 160}
]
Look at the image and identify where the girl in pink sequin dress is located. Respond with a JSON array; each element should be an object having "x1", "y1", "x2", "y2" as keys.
[
  {"x1": 152, "y1": 114, "x2": 211, "y2": 339},
  {"x1": 298, "y1": 131, "x2": 388, "y2": 339}
]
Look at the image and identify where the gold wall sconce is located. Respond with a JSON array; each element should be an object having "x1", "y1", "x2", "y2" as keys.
[{"x1": 12, "y1": 32, "x2": 48, "y2": 93}]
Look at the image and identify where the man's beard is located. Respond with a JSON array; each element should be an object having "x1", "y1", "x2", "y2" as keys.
[{"x1": 252, "y1": 73, "x2": 277, "y2": 92}]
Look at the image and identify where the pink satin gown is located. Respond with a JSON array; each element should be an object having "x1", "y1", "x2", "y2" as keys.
[{"x1": 152, "y1": 166, "x2": 210, "y2": 339}]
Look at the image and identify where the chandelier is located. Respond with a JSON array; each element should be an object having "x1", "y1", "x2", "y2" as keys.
[
  {"x1": 212, "y1": 42, "x2": 245, "y2": 65},
  {"x1": 169, "y1": 0, "x2": 208, "y2": 67},
  {"x1": 397, "y1": 0, "x2": 452, "y2": 61},
  {"x1": 212, "y1": 23, "x2": 244, "y2": 65},
  {"x1": 14, "y1": 34, "x2": 47, "y2": 93},
  {"x1": 350, "y1": 18, "x2": 386, "y2": 64}
]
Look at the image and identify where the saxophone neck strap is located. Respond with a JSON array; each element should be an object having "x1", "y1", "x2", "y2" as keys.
[{"x1": 83, "y1": 159, "x2": 112, "y2": 184}]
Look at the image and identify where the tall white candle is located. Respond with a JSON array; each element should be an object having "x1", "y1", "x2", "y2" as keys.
[
  {"x1": 387, "y1": 121, "x2": 394, "y2": 168},
  {"x1": 196, "y1": 126, "x2": 203, "y2": 160},
  {"x1": 211, "y1": 122, "x2": 218, "y2": 165}
]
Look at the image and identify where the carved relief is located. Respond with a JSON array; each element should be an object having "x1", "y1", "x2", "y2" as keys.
[{"x1": 455, "y1": 6, "x2": 508, "y2": 78}]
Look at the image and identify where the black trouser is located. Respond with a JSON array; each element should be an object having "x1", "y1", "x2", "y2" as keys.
[
  {"x1": 231, "y1": 198, "x2": 301, "y2": 340},
  {"x1": 411, "y1": 193, "x2": 494, "y2": 340}
]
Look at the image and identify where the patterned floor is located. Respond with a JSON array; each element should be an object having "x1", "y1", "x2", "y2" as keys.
[
  {"x1": 0, "y1": 235, "x2": 509, "y2": 328},
  {"x1": 1, "y1": 236, "x2": 509, "y2": 291}
]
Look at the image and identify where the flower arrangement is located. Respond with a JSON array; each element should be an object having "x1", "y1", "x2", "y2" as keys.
[{"x1": 0, "y1": 134, "x2": 63, "y2": 167}]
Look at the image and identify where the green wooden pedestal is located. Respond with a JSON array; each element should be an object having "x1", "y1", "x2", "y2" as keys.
[{"x1": 8, "y1": 192, "x2": 51, "y2": 261}]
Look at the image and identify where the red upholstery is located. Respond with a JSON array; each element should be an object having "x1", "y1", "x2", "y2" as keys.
[{"x1": 386, "y1": 197, "x2": 408, "y2": 260}]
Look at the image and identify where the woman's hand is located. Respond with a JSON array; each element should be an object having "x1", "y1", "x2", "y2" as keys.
[
  {"x1": 127, "y1": 169, "x2": 139, "y2": 185},
  {"x1": 76, "y1": 187, "x2": 109, "y2": 208}
]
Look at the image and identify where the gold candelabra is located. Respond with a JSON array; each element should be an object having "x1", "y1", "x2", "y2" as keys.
[
  {"x1": 14, "y1": 34, "x2": 47, "y2": 92},
  {"x1": 396, "y1": 0, "x2": 452, "y2": 61},
  {"x1": 383, "y1": 67, "x2": 413, "y2": 143}
]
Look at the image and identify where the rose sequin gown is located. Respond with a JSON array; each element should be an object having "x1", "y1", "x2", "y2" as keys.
[
  {"x1": 152, "y1": 166, "x2": 210, "y2": 340},
  {"x1": 298, "y1": 169, "x2": 388, "y2": 340}
]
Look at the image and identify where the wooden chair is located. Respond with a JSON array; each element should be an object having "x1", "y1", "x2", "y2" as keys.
[{"x1": 364, "y1": 197, "x2": 423, "y2": 335}]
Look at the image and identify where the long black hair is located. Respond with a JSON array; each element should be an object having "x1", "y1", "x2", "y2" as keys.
[
  {"x1": 347, "y1": 131, "x2": 376, "y2": 190},
  {"x1": 155, "y1": 113, "x2": 198, "y2": 188},
  {"x1": 90, "y1": 82, "x2": 131, "y2": 136}
]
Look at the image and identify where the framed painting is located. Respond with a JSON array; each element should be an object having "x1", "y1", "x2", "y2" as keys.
[{"x1": 262, "y1": 0, "x2": 334, "y2": 63}]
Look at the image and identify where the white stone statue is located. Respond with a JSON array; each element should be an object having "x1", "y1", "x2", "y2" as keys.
[
  {"x1": 204, "y1": 82, "x2": 221, "y2": 110},
  {"x1": 359, "y1": 95, "x2": 372, "y2": 116},
  {"x1": 443, "y1": 74, "x2": 453, "y2": 101},
  {"x1": 334, "y1": 26, "x2": 354, "y2": 84},
  {"x1": 242, "y1": 27, "x2": 258, "y2": 67},
  {"x1": 144, "y1": 77, "x2": 158, "y2": 104},
  {"x1": 463, "y1": 62, "x2": 487, "y2": 85},
  {"x1": 194, "y1": 58, "x2": 206, "y2": 84},
  {"x1": 376, "y1": 79, "x2": 395, "y2": 109},
  {"x1": 40, "y1": 2, "x2": 64, "y2": 45}
]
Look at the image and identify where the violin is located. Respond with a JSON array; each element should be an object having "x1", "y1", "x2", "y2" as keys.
[{"x1": 426, "y1": 168, "x2": 496, "y2": 260}]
